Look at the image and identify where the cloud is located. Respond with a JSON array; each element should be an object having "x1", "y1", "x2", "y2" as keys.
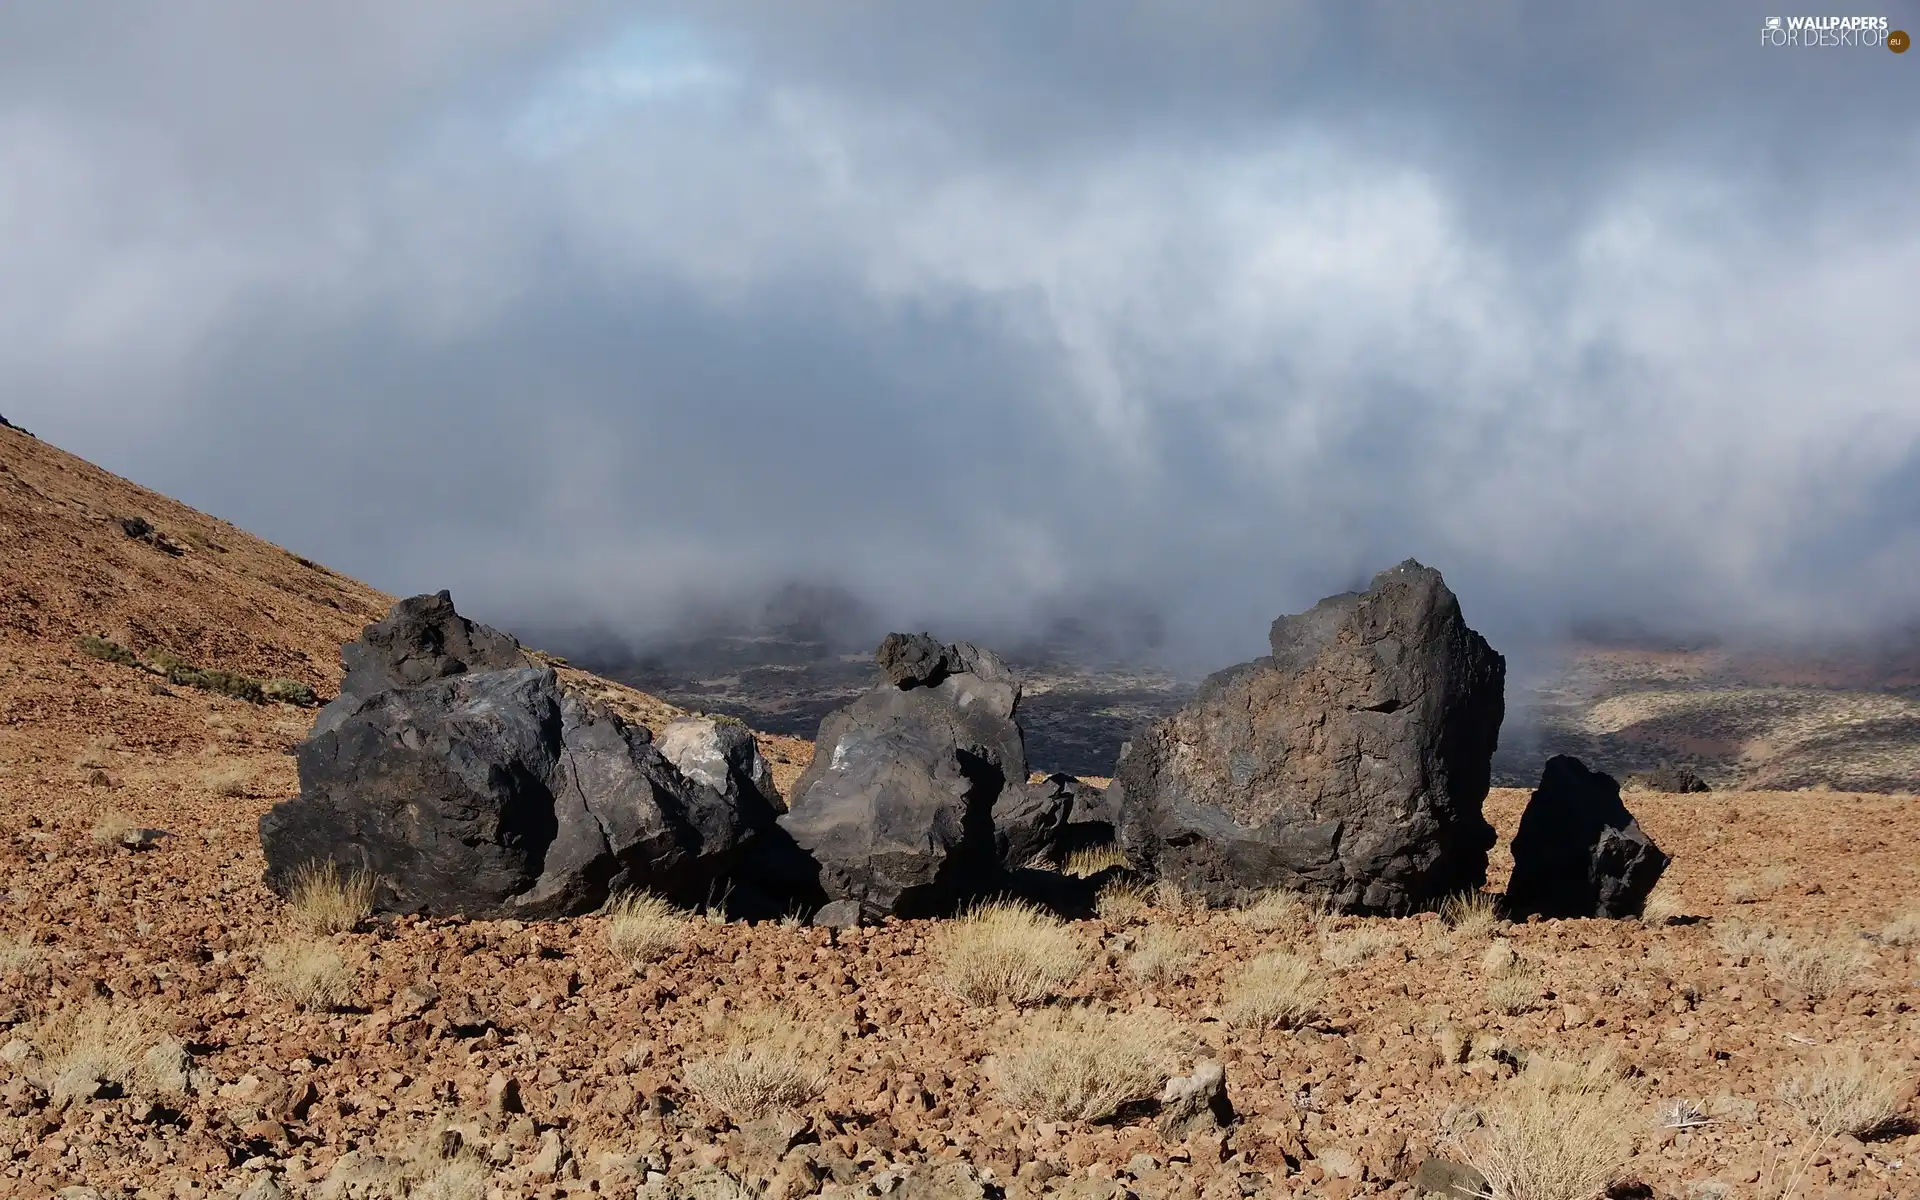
[{"x1": 3, "y1": 2, "x2": 1917, "y2": 666}]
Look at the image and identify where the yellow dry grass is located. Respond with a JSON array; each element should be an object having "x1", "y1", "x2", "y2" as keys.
[
  {"x1": 1458, "y1": 1053, "x2": 1641, "y2": 1200},
  {"x1": 282, "y1": 860, "x2": 375, "y2": 935},
  {"x1": 258, "y1": 938, "x2": 356, "y2": 1010},
  {"x1": 1222, "y1": 951, "x2": 1323, "y2": 1030},
  {"x1": 996, "y1": 1007, "x2": 1184, "y2": 1122},
  {"x1": 604, "y1": 892, "x2": 686, "y2": 964},
  {"x1": 934, "y1": 900, "x2": 1090, "y2": 1006},
  {"x1": 682, "y1": 1006, "x2": 833, "y2": 1120}
]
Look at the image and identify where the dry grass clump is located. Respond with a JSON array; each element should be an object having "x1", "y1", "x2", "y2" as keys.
[
  {"x1": 89, "y1": 811, "x2": 139, "y2": 846},
  {"x1": 1457, "y1": 1052, "x2": 1641, "y2": 1200},
  {"x1": 201, "y1": 761, "x2": 252, "y2": 798},
  {"x1": 1125, "y1": 927, "x2": 1198, "y2": 984},
  {"x1": 1231, "y1": 888, "x2": 1315, "y2": 932},
  {"x1": 258, "y1": 939, "x2": 356, "y2": 1010},
  {"x1": 1320, "y1": 925, "x2": 1400, "y2": 968},
  {"x1": 283, "y1": 860, "x2": 375, "y2": 935},
  {"x1": 683, "y1": 1006, "x2": 833, "y2": 1120},
  {"x1": 1715, "y1": 918, "x2": 1773, "y2": 960},
  {"x1": 936, "y1": 900, "x2": 1090, "y2": 1005},
  {"x1": 1881, "y1": 909, "x2": 1920, "y2": 947},
  {"x1": 604, "y1": 892, "x2": 685, "y2": 963},
  {"x1": 31, "y1": 1000, "x2": 156, "y2": 1104},
  {"x1": 1095, "y1": 880, "x2": 1154, "y2": 924},
  {"x1": 1640, "y1": 884, "x2": 1682, "y2": 927},
  {"x1": 1150, "y1": 880, "x2": 1208, "y2": 917},
  {"x1": 996, "y1": 1006, "x2": 1184, "y2": 1121},
  {"x1": 0, "y1": 934, "x2": 41, "y2": 974},
  {"x1": 1440, "y1": 890, "x2": 1502, "y2": 938},
  {"x1": 1486, "y1": 974, "x2": 1543, "y2": 1016},
  {"x1": 1063, "y1": 842, "x2": 1130, "y2": 878},
  {"x1": 1222, "y1": 951, "x2": 1323, "y2": 1030},
  {"x1": 1780, "y1": 1048, "x2": 1910, "y2": 1139},
  {"x1": 1761, "y1": 934, "x2": 1864, "y2": 1002}
]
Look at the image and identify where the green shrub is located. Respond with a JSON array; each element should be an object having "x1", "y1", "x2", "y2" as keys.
[
  {"x1": 263, "y1": 679, "x2": 319, "y2": 707},
  {"x1": 183, "y1": 669, "x2": 265, "y2": 704},
  {"x1": 77, "y1": 636, "x2": 140, "y2": 668},
  {"x1": 146, "y1": 648, "x2": 192, "y2": 679}
]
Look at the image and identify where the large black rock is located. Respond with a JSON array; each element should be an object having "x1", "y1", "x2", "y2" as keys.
[
  {"x1": 1507, "y1": 755, "x2": 1669, "y2": 919},
  {"x1": 261, "y1": 596, "x2": 769, "y2": 918},
  {"x1": 313, "y1": 590, "x2": 530, "y2": 737},
  {"x1": 1112, "y1": 560, "x2": 1505, "y2": 912},
  {"x1": 774, "y1": 634, "x2": 1036, "y2": 920}
]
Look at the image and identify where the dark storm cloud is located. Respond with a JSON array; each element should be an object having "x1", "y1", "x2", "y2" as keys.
[{"x1": 3, "y1": 1, "x2": 1917, "y2": 667}]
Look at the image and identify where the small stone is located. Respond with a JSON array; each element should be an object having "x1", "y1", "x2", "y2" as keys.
[
  {"x1": 394, "y1": 983, "x2": 440, "y2": 1016},
  {"x1": 485, "y1": 1072, "x2": 522, "y2": 1118},
  {"x1": 1561, "y1": 1005, "x2": 1590, "y2": 1030},
  {"x1": 236, "y1": 1179, "x2": 286, "y2": 1200},
  {"x1": 1315, "y1": 1147, "x2": 1362, "y2": 1180},
  {"x1": 527, "y1": 1129, "x2": 567, "y2": 1181},
  {"x1": 1158, "y1": 1059, "x2": 1233, "y2": 1141},
  {"x1": 1411, "y1": 1157, "x2": 1489, "y2": 1198}
]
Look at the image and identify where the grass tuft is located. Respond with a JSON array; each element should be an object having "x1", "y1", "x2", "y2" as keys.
[
  {"x1": 0, "y1": 934, "x2": 41, "y2": 974},
  {"x1": 1880, "y1": 909, "x2": 1920, "y2": 947},
  {"x1": 283, "y1": 860, "x2": 375, "y2": 935},
  {"x1": 1125, "y1": 927, "x2": 1198, "y2": 985},
  {"x1": 263, "y1": 678, "x2": 319, "y2": 707},
  {"x1": 996, "y1": 1006, "x2": 1184, "y2": 1122},
  {"x1": 1094, "y1": 880, "x2": 1153, "y2": 924},
  {"x1": 604, "y1": 892, "x2": 685, "y2": 964},
  {"x1": 683, "y1": 1006, "x2": 833, "y2": 1120},
  {"x1": 1062, "y1": 843, "x2": 1131, "y2": 879},
  {"x1": 1231, "y1": 889, "x2": 1316, "y2": 932},
  {"x1": 1320, "y1": 925, "x2": 1399, "y2": 968},
  {"x1": 1440, "y1": 891, "x2": 1502, "y2": 938},
  {"x1": 1761, "y1": 934, "x2": 1863, "y2": 1002},
  {"x1": 258, "y1": 939, "x2": 355, "y2": 1010},
  {"x1": 1781, "y1": 1048, "x2": 1910, "y2": 1139},
  {"x1": 201, "y1": 761, "x2": 253, "y2": 798},
  {"x1": 935, "y1": 899, "x2": 1090, "y2": 1006},
  {"x1": 1458, "y1": 1053, "x2": 1641, "y2": 1200},
  {"x1": 76, "y1": 635, "x2": 140, "y2": 667},
  {"x1": 31, "y1": 1000, "x2": 155, "y2": 1104},
  {"x1": 1222, "y1": 951, "x2": 1323, "y2": 1030}
]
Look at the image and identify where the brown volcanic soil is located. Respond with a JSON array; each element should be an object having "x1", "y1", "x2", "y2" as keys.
[{"x1": 1, "y1": 424, "x2": 1918, "y2": 1199}]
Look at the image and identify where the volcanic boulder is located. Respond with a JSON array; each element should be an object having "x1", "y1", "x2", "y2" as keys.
[
  {"x1": 313, "y1": 589, "x2": 530, "y2": 736},
  {"x1": 1644, "y1": 760, "x2": 1711, "y2": 794},
  {"x1": 655, "y1": 715, "x2": 783, "y2": 812},
  {"x1": 775, "y1": 634, "x2": 1032, "y2": 920},
  {"x1": 1506, "y1": 755, "x2": 1669, "y2": 919},
  {"x1": 261, "y1": 595, "x2": 768, "y2": 918},
  {"x1": 1112, "y1": 560, "x2": 1505, "y2": 912}
]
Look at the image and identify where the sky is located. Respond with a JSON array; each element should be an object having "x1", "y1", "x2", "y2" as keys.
[{"x1": 3, "y1": 2, "x2": 1917, "y2": 667}]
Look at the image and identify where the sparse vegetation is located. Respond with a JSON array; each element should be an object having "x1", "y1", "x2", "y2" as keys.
[
  {"x1": 682, "y1": 1006, "x2": 832, "y2": 1120},
  {"x1": 258, "y1": 938, "x2": 355, "y2": 1009},
  {"x1": 1762, "y1": 934, "x2": 1864, "y2": 1002},
  {"x1": 935, "y1": 899, "x2": 1090, "y2": 1006},
  {"x1": 1222, "y1": 951, "x2": 1323, "y2": 1030},
  {"x1": 1486, "y1": 974, "x2": 1543, "y2": 1016},
  {"x1": 76, "y1": 635, "x2": 139, "y2": 667},
  {"x1": 31, "y1": 1000, "x2": 155, "y2": 1104},
  {"x1": 145, "y1": 647, "x2": 268, "y2": 703},
  {"x1": 1231, "y1": 888, "x2": 1315, "y2": 932},
  {"x1": 1095, "y1": 879, "x2": 1154, "y2": 924},
  {"x1": 1320, "y1": 925, "x2": 1399, "y2": 967},
  {"x1": 1063, "y1": 842, "x2": 1130, "y2": 879},
  {"x1": 996, "y1": 1006, "x2": 1184, "y2": 1121},
  {"x1": 1457, "y1": 1053, "x2": 1641, "y2": 1200},
  {"x1": 1780, "y1": 1049, "x2": 1909, "y2": 1139},
  {"x1": 1641, "y1": 887, "x2": 1682, "y2": 926},
  {"x1": 90, "y1": 811, "x2": 139, "y2": 846},
  {"x1": 1125, "y1": 926, "x2": 1198, "y2": 984},
  {"x1": 0, "y1": 935, "x2": 41, "y2": 974},
  {"x1": 1881, "y1": 909, "x2": 1920, "y2": 947},
  {"x1": 282, "y1": 860, "x2": 375, "y2": 935},
  {"x1": 263, "y1": 678, "x2": 319, "y2": 707},
  {"x1": 1715, "y1": 918, "x2": 1773, "y2": 960},
  {"x1": 1440, "y1": 890, "x2": 1502, "y2": 938},
  {"x1": 201, "y1": 761, "x2": 252, "y2": 798},
  {"x1": 605, "y1": 892, "x2": 685, "y2": 963}
]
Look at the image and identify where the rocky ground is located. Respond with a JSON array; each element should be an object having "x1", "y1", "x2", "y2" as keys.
[{"x1": 3, "y1": 428, "x2": 1919, "y2": 1200}]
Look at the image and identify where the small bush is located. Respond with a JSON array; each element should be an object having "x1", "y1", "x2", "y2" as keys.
[
  {"x1": 1762, "y1": 935, "x2": 1864, "y2": 1002},
  {"x1": 605, "y1": 892, "x2": 685, "y2": 963},
  {"x1": 1781, "y1": 1049, "x2": 1910, "y2": 1139},
  {"x1": 1095, "y1": 880, "x2": 1153, "y2": 924},
  {"x1": 936, "y1": 900, "x2": 1090, "y2": 1006},
  {"x1": 1223, "y1": 951, "x2": 1323, "y2": 1030},
  {"x1": 283, "y1": 860, "x2": 375, "y2": 935},
  {"x1": 1715, "y1": 918, "x2": 1773, "y2": 960},
  {"x1": 997, "y1": 1006, "x2": 1184, "y2": 1121},
  {"x1": 259, "y1": 939, "x2": 355, "y2": 1009},
  {"x1": 1440, "y1": 891, "x2": 1502, "y2": 938},
  {"x1": 683, "y1": 1006, "x2": 832, "y2": 1120},
  {"x1": 263, "y1": 678, "x2": 319, "y2": 707},
  {"x1": 145, "y1": 648, "x2": 191, "y2": 678},
  {"x1": 1487, "y1": 974, "x2": 1543, "y2": 1016},
  {"x1": 1641, "y1": 887, "x2": 1682, "y2": 927},
  {"x1": 77, "y1": 635, "x2": 139, "y2": 667},
  {"x1": 201, "y1": 762, "x2": 252, "y2": 798},
  {"x1": 0, "y1": 935, "x2": 42, "y2": 975},
  {"x1": 183, "y1": 668, "x2": 265, "y2": 703},
  {"x1": 1881, "y1": 910, "x2": 1920, "y2": 947},
  {"x1": 1459, "y1": 1053, "x2": 1640, "y2": 1200},
  {"x1": 1232, "y1": 888, "x2": 1315, "y2": 932},
  {"x1": 1063, "y1": 843, "x2": 1130, "y2": 879},
  {"x1": 31, "y1": 1000, "x2": 154, "y2": 1104},
  {"x1": 1126, "y1": 927, "x2": 1197, "y2": 984},
  {"x1": 90, "y1": 811, "x2": 139, "y2": 847},
  {"x1": 1320, "y1": 925, "x2": 1399, "y2": 968}
]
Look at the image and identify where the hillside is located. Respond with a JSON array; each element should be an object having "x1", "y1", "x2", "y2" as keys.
[{"x1": 0, "y1": 421, "x2": 811, "y2": 835}]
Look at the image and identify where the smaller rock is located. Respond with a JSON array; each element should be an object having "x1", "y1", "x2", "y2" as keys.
[
  {"x1": 741, "y1": 1109, "x2": 813, "y2": 1162},
  {"x1": 119, "y1": 517, "x2": 154, "y2": 540},
  {"x1": 811, "y1": 899, "x2": 864, "y2": 929},
  {"x1": 393, "y1": 983, "x2": 439, "y2": 1016},
  {"x1": 1412, "y1": 1157, "x2": 1489, "y2": 1199},
  {"x1": 1507, "y1": 756, "x2": 1669, "y2": 919},
  {"x1": 1158, "y1": 1059, "x2": 1234, "y2": 1141},
  {"x1": 485, "y1": 1072, "x2": 522, "y2": 1118},
  {"x1": 119, "y1": 827, "x2": 170, "y2": 851},
  {"x1": 876, "y1": 632, "x2": 954, "y2": 688},
  {"x1": 1645, "y1": 761, "x2": 1711, "y2": 794},
  {"x1": 527, "y1": 1129, "x2": 567, "y2": 1181},
  {"x1": 57, "y1": 1189, "x2": 106, "y2": 1200},
  {"x1": 237, "y1": 1177, "x2": 286, "y2": 1200}
]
